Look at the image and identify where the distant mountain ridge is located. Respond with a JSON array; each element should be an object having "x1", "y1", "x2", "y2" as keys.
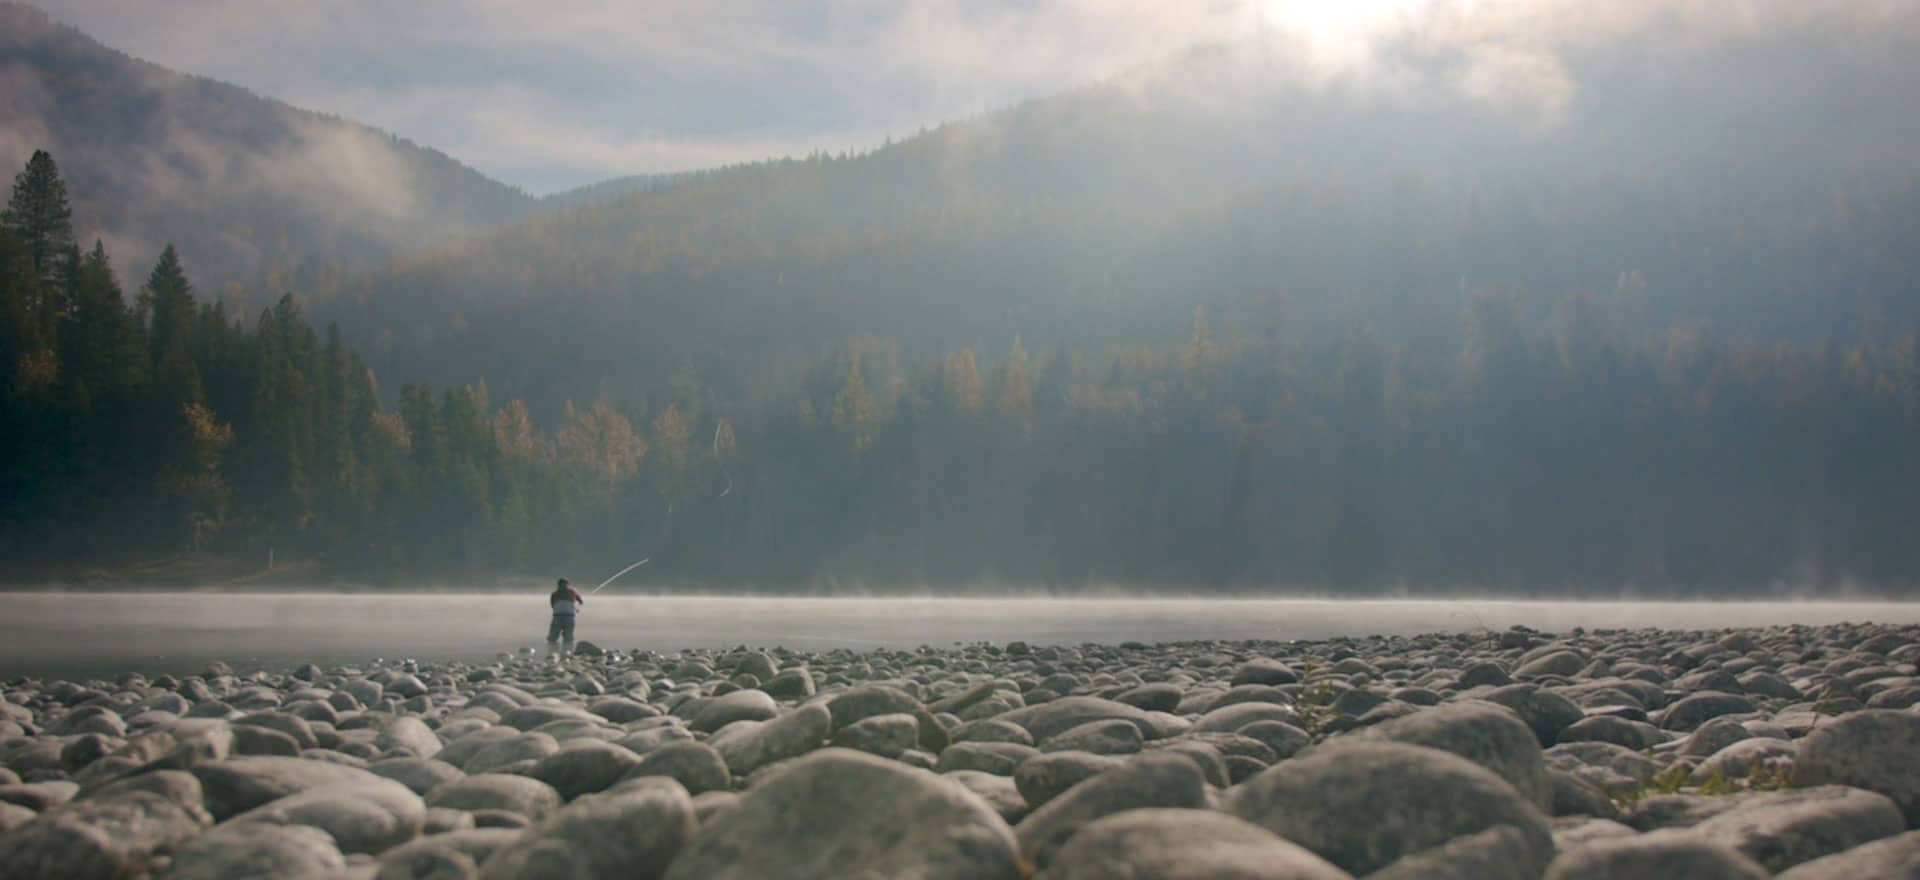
[
  {"x1": 539, "y1": 173, "x2": 689, "y2": 212},
  {"x1": 0, "y1": 2, "x2": 536, "y2": 292},
  {"x1": 309, "y1": 15, "x2": 1920, "y2": 412}
]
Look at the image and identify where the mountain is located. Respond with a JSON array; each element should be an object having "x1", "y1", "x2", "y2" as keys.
[
  {"x1": 538, "y1": 173, "x2": 688, "y2": 212},
  {"x1": 0, "y1": 2, "x2": 535, "y2": 293},
  {"x1": 313, "y1": 7, "x2": 1920, "y2": 416}
]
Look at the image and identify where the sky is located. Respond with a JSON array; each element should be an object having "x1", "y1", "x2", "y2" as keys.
[
  {"x1": 31, "y1": 0, "x2": 1334, "y2": 195},
  {"x1": 31, "y1": 1, "x2": 1918, "y2": 196}
]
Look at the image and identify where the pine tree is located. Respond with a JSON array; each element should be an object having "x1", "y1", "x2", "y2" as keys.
[
  {"x1": 63, "y1": 241, "x2": 145, "y2": 396},
  {"x1": 142, "y1": 245, "x2": 195, "y2": 373},
  {"x1": 2, "y1": 150, "x2": 75, "y2": 286}
]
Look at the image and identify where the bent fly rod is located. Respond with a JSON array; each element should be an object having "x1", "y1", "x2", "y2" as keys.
[{"x1": 592, "y1": 558, "x2": 650, "y2": 594}]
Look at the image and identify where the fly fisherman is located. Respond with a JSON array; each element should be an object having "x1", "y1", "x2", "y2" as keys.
[{"x1": 547, "y1": 577, "x2": 584, "y2": 656}]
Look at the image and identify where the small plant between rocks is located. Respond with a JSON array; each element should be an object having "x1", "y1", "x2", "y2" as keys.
[{"x1": 1608, "y1": 755, "x2": 1798, "y2": 811}]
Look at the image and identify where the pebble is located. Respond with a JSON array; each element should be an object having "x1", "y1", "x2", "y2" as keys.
[{"x1": 0, "y1": 621, "x2": 1915, "y2": 878}]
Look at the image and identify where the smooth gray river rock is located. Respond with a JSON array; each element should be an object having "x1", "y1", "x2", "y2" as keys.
[{"x1": 4, "y1": 615, "x2": 1920, "y2": 878}]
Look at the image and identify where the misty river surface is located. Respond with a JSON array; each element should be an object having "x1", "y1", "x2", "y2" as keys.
[{"x1": 4, "y1": 593, "x2": 1920, "y2": 678}]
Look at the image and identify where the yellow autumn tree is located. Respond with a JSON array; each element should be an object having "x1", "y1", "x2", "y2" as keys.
[{"x1": 557, "y1": 399, "x2": 646, "y2": 484}]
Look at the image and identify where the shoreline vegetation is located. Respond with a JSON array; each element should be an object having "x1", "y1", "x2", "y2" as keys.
[{"x1": 11, "y1": 154, "x2": 1920, "y2": 598}]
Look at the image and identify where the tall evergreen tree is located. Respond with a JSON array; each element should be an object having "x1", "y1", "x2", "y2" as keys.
[
  {"x1": 2, "y1": 150, "x2": 74, "y2": 285},
  {"x1": 142, "y1": 245, "x2": 195, "y2": 373}
]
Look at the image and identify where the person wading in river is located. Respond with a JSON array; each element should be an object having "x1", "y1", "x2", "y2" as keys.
[{"x1": 547, "y1": 578, "x2": 584, "y2": 656}]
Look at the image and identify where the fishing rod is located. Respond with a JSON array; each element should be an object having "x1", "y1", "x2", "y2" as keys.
[
  {"x1": 592, "y1": 558, "x2": 650, "y2": 594},
  {"x1": 713, "y1": 420, "x2": 733, "y2": 498}
]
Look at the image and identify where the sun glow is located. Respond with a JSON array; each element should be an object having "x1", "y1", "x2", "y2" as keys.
[{"x1": 1249, "y1": 0, "x2": 1434, "y2": 69}]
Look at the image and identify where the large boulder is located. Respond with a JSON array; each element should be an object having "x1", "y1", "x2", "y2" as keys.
[
  {"x1": 498, "y1": 705, "x2": 598, "y2": 732},
  {"x1": 223, "y1": 778, "x2": 426, "y2": 855},
  {"x1": 627, "y1": 740, "x2": 731, "y2": 796},
  {"x1": 1038, "y1": 808, "x2": 1350, "y2": 880},
  {"x1": 1014, "y1": 752, "x2": 1208, "y2": 868},
  {"x1": 1623, "y1": 793, "x2": 1748, "y2": 832},
  {"x1": 662, "y1": 749, "x2": 1022, "y2": 880},
  {"x1": 1238, "y1": 721, "x2": 1311, "y2": 761},
  {"x1": 424, "y1": 773, "x2": 562, "y2": 821},
  {"x1": 118, "y1": 719, "x2": 234, "y2": 772},
  {"x1": 1516, "y1": 651, "x2": 1587, "y2": 679},
  {"x1": 826, "y1": 686, "x2": 948, "y2": 752},
  {"x1": 159, "y1": 823, "x2": 346, "y2": 880},
  {"x1": 1232, "y1": 659, "x2": 1302, "y2": 687},
  {"x1": 462, "y1": 732, "x2": 560, "y2": 775},
  {"x1": 1541, "y1": 831, "x2": 1768, "y2": 880},
  {"x1": 435, "y1": 727, "x2": 520, "y2": 768},
  {"x1": 1459, "y1": 661, "x2": 1514, "y2": 689},
  {"x1": 1225, "y1": 742, "x2": 1553, "y2": 876},
  {"x1": 1774, "y1": 829, "x2": 1920, "y2": 880},
  {"x1": 618, "y1": 725, "x2": 695, "y2": 755},
  {"x1": 1689, "y1": 738, "x2": 1797, "y2": 784},
  {"x1": 0, "y1": 781, "x2": 78, "y2": 811},
  {"x1": 1548, "y1": 768, "x2": 1619, "y2": 819},
  {"x1": 190, "y1": 755, "x2": 386, "y2": 820},
  {"x1": 231, "y1": 724, "x2": 301, "y2": 757},
  {"x1": 1689, "y1": 786, "x2": 1907, "y2": 873},
  {"x1": 72, "y1": 769, "x2": 210, "y2": 823},
  {"x1": 935, "y1": 742, "x2": 1040, "y2": 775},
  {"x1": 1682, "y1": 717, "x2": 1756, "y2": 757},
  {"x1": 1558, "y1": 715, "x2": 1663, "y2": 751},
  {"x1": 1015, "y1": 751, "x2": 1125, "y2": 809},
  {"x1": 1478, "y1": 685, "x2": 1585, "y2": 746},
  {"x1": 1365, "y1": 824, "x2": 1548, "y2": 880},
  {"x1": 232, "y1": 712, "x2": 318, "y2": 750},
  {"x1": 1545, "y1": 741, "x2": 1661, "y2": 787},
  {"x1": 732, "y1": 652, "x2": 780, "y2": 682},
  {"x1": 996, "y1": 696, "x2": 1175, "y2": 741},
  {"x1": 477, "y1": 779, "x2": 696, "y2": 880},
  {"x1": 375, "y1": 717, "x2": 443, "y2": 759},
  {"x1": 1553, "y1": 818, "x2": 1638, "y2": 851},
  {"x1": 1193, "y1": 703, "x2": 1302, "y2": 734},
  {"x1": 708, "y1": 703, "x2": 831, "y2": 776},
  {"x1": 1795, "y1": 710, "x2": 1920, "y2": 825},
  {"x1": 1659, "y1": 693, "x2": 1759, "y2": 732},
  {"x1": 943, "y1": 770, "x2": 1029, "y2": 823},
  {"x1": 1114, "y1": 684, "x2": 1184, "y2": 713},
  {"x1": 691, "y1": 690, "x2": 780, "y2": 733},
  {"x1": 0, "y1": 791, "x2": 207, "y2": 880},
  {"x1": 763, "y1": 668, "x2": 817, "y2": 700},
  {"x1": 587, "y1": 697, "x2": 658, "y2": 724},
  {"x1": 831, "y1": 713, "x2": 920, "y2": 759},
  {"x1": 368, "y1": 758, "x2": 464, "y2": 796},
  {"x1": 525, "y1": 739, "x2": 643, "y2": 801},
  {"x1": 1041, "y1": 719, "x2": 1144, "y2": 755},
  {"x1": 1349, "y1": 701, "x2": 1550, "y2": 808},
  {"x1": 374, "y1": 828, "x2": 520, "y2": 880}
]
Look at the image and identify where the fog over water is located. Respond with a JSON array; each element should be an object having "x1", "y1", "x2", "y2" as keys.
[{"x1": 4, "y1": 592, "x2": 1920, "y2": 679}]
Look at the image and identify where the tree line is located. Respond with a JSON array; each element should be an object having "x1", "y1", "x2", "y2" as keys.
[{"x1": 4, "y1": 150, "x2": 1919, "y2": 594}]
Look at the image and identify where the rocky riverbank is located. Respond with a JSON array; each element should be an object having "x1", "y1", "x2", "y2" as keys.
[{"x1": 2, "y1": 622, "x2": 1918, "y2": 878}]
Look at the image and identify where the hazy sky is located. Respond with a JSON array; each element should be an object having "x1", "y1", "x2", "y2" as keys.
[
  {"x1": 33, "y1": 0, "x2": 1319, "y2": 194},
  {"x1": 31, "y1": 1, "x2": 1917, "y2": 195}
]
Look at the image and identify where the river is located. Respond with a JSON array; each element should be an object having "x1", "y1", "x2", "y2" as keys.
[{"x1": 3, "y1": 592, "x2": 1917, "y2": 678}]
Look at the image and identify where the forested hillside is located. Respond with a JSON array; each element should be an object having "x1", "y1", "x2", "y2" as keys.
[
  {"x1": 7, "y1": 5, "x2": 1920, "y2": 592},
  {"x1": 311, "y1": 18, "x2": 1920, "y2": 420},
  {"x1": 0, "y1": 3, "x2": 533, "y2": 295},
  {"x1": 6, "y1": 150, "x2": 1920, "y2": 593}
]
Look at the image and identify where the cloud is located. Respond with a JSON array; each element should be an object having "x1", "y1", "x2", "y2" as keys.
[
  {"x1": 0, "y1": 61, "x2": 55, "y2": 168},
  {"x1": 25, "y1": 0, "x2": 1920, "y2": 193},
  {"x1": 33, "y1": 1, "x2": 1255, "y2": 192}
]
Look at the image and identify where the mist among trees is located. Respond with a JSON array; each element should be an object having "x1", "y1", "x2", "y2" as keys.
[{"x1": 6, "y1": 149, "x2": 1919, "y2": 594}]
